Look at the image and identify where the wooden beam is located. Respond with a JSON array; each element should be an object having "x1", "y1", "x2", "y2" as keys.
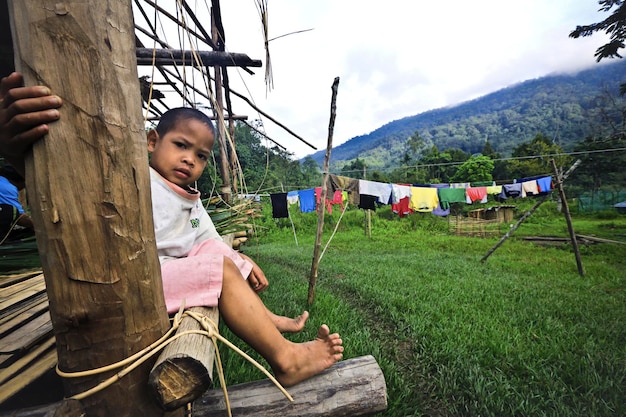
[
  {"x1": 192, "y1": 355, "x2": 387, "y2": 417},
  {"x1": 136, "y1": 48, "x2": 262, "y2": 68},
  {"x1": 0, "y1": 399, "x2": 85, "y2": 417},
  {"x1": 8, "y1": 1, "x2": 170, "y2": 415},
  {"x1": 149, "y1": 307, "x2": 219, "y2": 411}
]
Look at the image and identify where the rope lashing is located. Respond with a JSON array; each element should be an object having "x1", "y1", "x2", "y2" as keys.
[{"x1": 56, "y1": 304, "x2": 294, "y2": 415}]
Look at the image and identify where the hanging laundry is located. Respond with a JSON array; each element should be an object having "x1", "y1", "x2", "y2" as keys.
[
  {"x1": 286, "y1": 190, "x2": 299, "y2": 205},
  {"x1": 486, "y1": 185, "x2": 503, "y2": 195},
  {"x1": 438, "y1": 187, "x2": 466, "y2": 210},
  {"x1": 314, "y1": 187, "x2": 342, "y2": 214},
  {"x1": 521, "y1": 180, "x2": 539, "y2": 197},
  {"x1": 298, "y1": 188, "x2": 316, "y2": 213},
  {"x1": 238, "y1": 193, "x2": 262, "y2": 202},
  {"x1": 466, "y1": 187, "x2": 488, "y2": 204},
  {"x1": 536, "y1": 176, "x2": 553, "y2": 193},
  {"x1": 392, "y1": 197, "x2": 413, "y2": 217},
  {"x1": 391, "y1": 184, "x2": 413, "y2": 217},
  {"x1": 409, "y1": 187, "x2": 439, "y2": 212},
  {"x1": 450, "y1": 182, "x2": 471, "y2": 189},
  {"x1": 358, "y1": 194, "x2": 378, "y2": 210},
  {"x1": 498, "y1": 183, "x2": 523, "y2": 200},
  {"x1": 328, "y1": 174, "x2": 360, "y2": 205},
  {"x1": 359, "y1": 179, "x2": 393, "y2": 205},
  {"x1": 391, "y1": 184, "x2": 412, "y2": 204},
  {"x1": 328, "y1": 190, "x2": 344, "y2": 213},
  {"x1": 431, "y1": 203, "x2": 450, "y2": 217},
  {"x1": 270, "y1": 192, "x2": 289, "y2": 218}
]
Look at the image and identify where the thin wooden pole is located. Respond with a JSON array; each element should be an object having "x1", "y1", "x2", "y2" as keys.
[
  {"x1": 308, "y1": 77, "x2": 339, "y2": 306},
  {"x1": 8, "y1": 1, "x2": 170, "y2": 416},
  {"x1": 480, "y1": 160, "x2": 581, "y2": 263},
  {"x1": 363, "y1": 166, "x2": 371, "y2": 238},
  {"x1": 211, "y1": 9, "x2": 232, "y2": 203},
  {"x1": 551, "y1": 159, "x2": 585, "y2": 276}
]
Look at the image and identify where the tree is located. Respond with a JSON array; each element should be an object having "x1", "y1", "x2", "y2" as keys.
[
  {"x1": 300, "y1": 156, "x2": 322, "y2": 186},
  {"x1": 417, "y1": 145, "x2": 469, "y2": 183},
  {"x1": 340, "y1": 158, "x2": 367, "y2": 179},
  {"x1": 570, "y1": 1, "x2": 626, "y2": 61},
  {"x1": 450, "y1": 155, "x2": 494, "y2": 183},
  {"x1": 481, "y1": 140, "x2": 507, "y2": 181},
  {"x1": 506, "y1": 134, "x2": 570, "y2": 178},
  {"x1": 571, "y1": 135, "x2": 626, "y2": 193}
]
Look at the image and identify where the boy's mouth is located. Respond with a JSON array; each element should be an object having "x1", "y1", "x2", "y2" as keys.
[{"x1": 174, "y1": 168, "x2": 191, "y2": 179}]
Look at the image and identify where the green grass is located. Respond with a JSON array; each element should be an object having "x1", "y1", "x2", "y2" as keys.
[{"x1": 216, "y1": 205, "x2": 626, "y2": 417}]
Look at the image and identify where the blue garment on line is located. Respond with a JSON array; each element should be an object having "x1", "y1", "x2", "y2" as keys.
[{"x1": 298, "y1": 188, "x2": 316, "y2": 213}]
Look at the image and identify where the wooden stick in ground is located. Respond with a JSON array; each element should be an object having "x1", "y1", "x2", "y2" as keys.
[
  {"x1": 481, "y1": 159, "x2": 581, "y2": 263},
  {"x1": 308, "y1": 77, "x2": 340, "y2": 306},
  {"x1": 193, "y1": 355, "x2": 387, "y2": 417},
  {"x1": 8, "y1": 2, "x2": 171, "y2": 415},
  {"x1": 149, "y1": 307, "x2": 219, "y2": 411},
  {"x1": 551, "y1": 159, "x2": 585, "y2": 276}
]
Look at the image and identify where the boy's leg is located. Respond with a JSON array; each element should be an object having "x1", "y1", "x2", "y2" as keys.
[{"x1": 218, "y1": 258, "x2": 343, "y2": 387}]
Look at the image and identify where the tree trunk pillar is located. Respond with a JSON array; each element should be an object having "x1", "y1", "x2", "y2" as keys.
[{"x1": 8, "y1": 1, "x2": 170, "y2": 415}]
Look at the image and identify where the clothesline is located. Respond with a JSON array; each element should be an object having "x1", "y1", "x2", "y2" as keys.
[{"x1": 264, "y1": 174, "x2": 554, "y2": 219}]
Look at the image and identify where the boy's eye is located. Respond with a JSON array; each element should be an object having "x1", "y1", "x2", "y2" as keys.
[
  {"x1": 198, "y1": 153, "x2": 208, "y2": 161},
  {"x1": 175, "y1": 142, "x2": 186, "y2": 149}
]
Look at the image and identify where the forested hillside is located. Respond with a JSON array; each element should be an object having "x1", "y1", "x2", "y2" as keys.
[{"x1": 308, "y1": 60, "x2": 626, "y2": 171}]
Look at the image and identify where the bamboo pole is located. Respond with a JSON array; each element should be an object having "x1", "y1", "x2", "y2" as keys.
[
  {"x1": 8, "y1": 1, "x2": 170, "y2": 415},
  {"x1": 551, "y1": 159, "x2": 585, "y2": 276},
  {"x1": 308, "y1": 77, "x2": 339, "y2": 306}
]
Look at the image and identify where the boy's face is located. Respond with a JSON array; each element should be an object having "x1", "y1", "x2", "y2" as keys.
[{"x1": 147, "y1": 118, "x2": 215, "y2": 188}]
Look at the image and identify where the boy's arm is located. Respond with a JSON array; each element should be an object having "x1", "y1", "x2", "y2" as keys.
[{"x1": 0, "y1": 72, "x2": 63, "y2": 175}]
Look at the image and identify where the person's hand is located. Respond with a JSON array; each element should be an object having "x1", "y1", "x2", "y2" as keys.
[
  {"x1": 0, "y1": 72, "x2": 63, "y2": 175},
  {"x1": 240, "y1": 253, "x2": 269, "y2": 292}
]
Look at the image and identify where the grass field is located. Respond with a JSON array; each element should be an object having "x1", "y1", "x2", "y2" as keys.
[{"x1": 217, "y1": 201, "x2": 626, "y2": 417}]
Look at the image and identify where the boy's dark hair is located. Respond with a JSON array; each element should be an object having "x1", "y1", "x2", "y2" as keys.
[{"x1": 156, "y1": 107, "x2": 215, "y2": 137}]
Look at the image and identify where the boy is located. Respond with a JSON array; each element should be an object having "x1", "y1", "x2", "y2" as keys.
[
  {"x1": 148, "y1": 107, "x2": 308, "y2": 333},
  {"x1": 0, "y1": 72, "x2": 343, "y2": 387}
]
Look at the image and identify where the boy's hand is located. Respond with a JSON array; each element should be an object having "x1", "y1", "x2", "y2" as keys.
[
  {"x1": 240, "y1": 253, "x2": 269, "y2": 292},
  {"x1": 0, "y1": 72, "x2": 63, "y2": 175}
]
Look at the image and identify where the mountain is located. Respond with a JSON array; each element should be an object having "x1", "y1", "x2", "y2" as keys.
[{"x1": 307, "y1": 60, "x2": 626, "y2": 170}]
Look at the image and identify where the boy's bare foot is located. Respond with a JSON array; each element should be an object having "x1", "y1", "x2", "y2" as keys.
[
  {"x1": 271, "y1": 310, "x2": 310, "y2": 333},
  {"x1": 272, "y1": 324, "x2": 344, "y2": 387}
]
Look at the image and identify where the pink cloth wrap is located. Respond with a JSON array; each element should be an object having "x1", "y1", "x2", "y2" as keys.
[{"x1": 161, "y1": 238, "x2": 253, "y2": 313}]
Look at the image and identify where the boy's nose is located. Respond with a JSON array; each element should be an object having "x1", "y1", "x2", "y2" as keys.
[{"x1": 182, "y1": 152, "x2": 194, "y2": 166}]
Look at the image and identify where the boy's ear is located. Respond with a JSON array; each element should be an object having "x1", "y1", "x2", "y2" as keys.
[{"x1": 146, "y1": 129, "x2": 159, "y2": 152}]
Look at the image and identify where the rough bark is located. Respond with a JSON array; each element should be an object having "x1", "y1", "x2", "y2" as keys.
[{"x1": 8, "y1": 1, "x2": 170, "y2": 415}]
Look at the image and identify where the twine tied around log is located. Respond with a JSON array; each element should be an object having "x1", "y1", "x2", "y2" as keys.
[{"x1": 55, "y1": 304, "x2": 294, "y2": 415}]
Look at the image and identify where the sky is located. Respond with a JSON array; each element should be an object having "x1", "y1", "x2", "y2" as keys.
[{"x1": 155, "y1": 1, "x2": 614, "y2": 159}]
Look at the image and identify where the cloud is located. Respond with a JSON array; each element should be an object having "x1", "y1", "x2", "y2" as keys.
[{"x1": 143, "y1": 1, "x2": 614, "y2": 159}]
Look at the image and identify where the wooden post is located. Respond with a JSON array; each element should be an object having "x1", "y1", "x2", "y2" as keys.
[
  {"x1": 193, "y1": 355, "x2": 387, "y2": 417},
  {"x1": 211, "y1": 6, "x2": 232, "y2": 203},
  {"x1": 481, "y1": 159, "x2": 581, "y2": 263},
  {"x1": 551, "y1": 159, "x2": 585, "y2": 276},
  {"x1": 308, "y1": 77, "x2": 339, "y2": 306},
  {"x1": 8, "y1": 1, "x2": 170, "y2": 416}
]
